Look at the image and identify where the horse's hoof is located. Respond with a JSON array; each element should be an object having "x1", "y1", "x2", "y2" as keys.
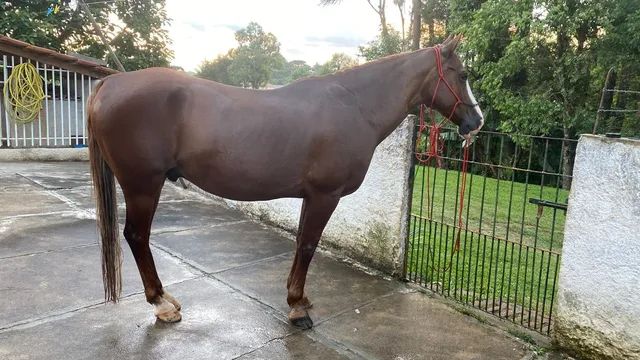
[
  {"x1": 156, "y1": 309, "x2": 182, "y2": 323},
  {"x1": 154, "y1": 298, "x2": 181, "y2": 323},
  {"x1": 162, "y1": 291, "x2": 181, "y2": 311},
  {"x1": 288, "y1": 308, "x2": 313, "y2": 329}
]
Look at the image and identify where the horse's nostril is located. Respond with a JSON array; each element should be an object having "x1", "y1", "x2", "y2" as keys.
[{"x1": 459, "y1": 122, "x2": 473, "y2": 135}]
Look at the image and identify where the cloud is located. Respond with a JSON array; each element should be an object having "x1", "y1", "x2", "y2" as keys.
[
  {"x1": 166, "y1": 0, "x2": 405, "y2": 71},
  {"x1": 305, "y1": 35, "x2": 365, "y2": 48},
  {"x1": 186, "y1": 21, "x2": 205, "y2": 32}
]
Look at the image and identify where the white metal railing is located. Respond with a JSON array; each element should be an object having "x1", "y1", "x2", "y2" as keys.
[{"x1": 1, "y1": 54, "x2": 99, "y2": 148}]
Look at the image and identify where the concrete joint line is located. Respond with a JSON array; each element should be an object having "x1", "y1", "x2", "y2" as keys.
[
  {"x1": 0, "y1": 276, "x2": 204, "y2": 333},
  {"x1": 0, "y1": 243, "x2": 97, "y2": 261},
  {"x1": 150, "y1": 219, "x2": 249, "y2": 236}
]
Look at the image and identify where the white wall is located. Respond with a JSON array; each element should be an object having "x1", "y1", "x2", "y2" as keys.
[
  {"x1": 189, "y1": 116, "x2": 415, "y2": 274},
  {"x1": 555, "y1": 135, "x2": 640, "y2": 359}
]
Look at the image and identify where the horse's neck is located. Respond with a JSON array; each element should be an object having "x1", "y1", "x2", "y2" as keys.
[{"x1": 335, "y1": 49, "x2": 435, "y2": 143}]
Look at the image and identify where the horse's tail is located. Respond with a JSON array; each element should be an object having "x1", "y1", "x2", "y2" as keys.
[{"x1": 88, "y1": 80, "x2": 122, "y2": 303}]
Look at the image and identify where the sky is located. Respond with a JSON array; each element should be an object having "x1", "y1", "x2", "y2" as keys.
[{"x1": 166, "y1": 0, "x2": 405, "y2": 72}]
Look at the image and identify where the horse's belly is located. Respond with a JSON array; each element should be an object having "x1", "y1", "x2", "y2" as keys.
[{"x1": 180, "y1": 158, "x2": 304, "y2": 201}]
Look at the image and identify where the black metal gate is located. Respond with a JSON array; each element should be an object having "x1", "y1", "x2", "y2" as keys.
[{"x1": 404, "y1": 125, "x2": 576, "y2": 335}]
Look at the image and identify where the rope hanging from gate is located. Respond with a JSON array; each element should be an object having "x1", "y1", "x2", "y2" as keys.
[
  {"x1": 3, "y1": 62, "x2": 46, "y2": 124},
  {"x1": 414, "y1": 45, "x2": 471, "y2": 273}
]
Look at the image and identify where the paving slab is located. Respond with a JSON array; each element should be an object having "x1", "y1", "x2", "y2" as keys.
[
  {"x1": 153, "y1": 220, "x2": 293, "y2": 273},
  {"x1": 0, "y1": 278, "x2": 292, "y2": 360},
  {"x1": 0, "y1": 173, "x2": 39, "y2": 192},
  {"x1": 0, "y1": 243, "x2": 196, "y2": 328},
  {"x1": 315, "y1": 291, "x2": 530, "y2": 360},
  {"x1": 216, "y1": 253, "x2": 400, "y2": 322},
  {"x1": 20, "y1": 173, "x2": 90, "y2": 189},
  {"x1": 152, "y1": 200, "x2": 247, "y2": 233},
  {"x1": 237, "y1": 332, "x2": 350, "y2": 360},
  {"x1": 53, "y1": 182, "x2": 202, "y2": 213},
  {"x1": 0, "y1": 216, "x2": 96, "y2": 258},
  {"x1": 0, "y1": 189, "x2": 70, "y2": 218}
]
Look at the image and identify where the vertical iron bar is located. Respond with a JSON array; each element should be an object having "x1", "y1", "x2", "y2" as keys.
[
  {"x1": 415, "y1": 158, "x2": 428, "y2": 283},
  {"x1": 428, "y1": 164, "x2": 440, "y2": 289},
  {"x1": 514, "y1": 140, "x2": 534, "y2": 321},
  {"x1": 59, "y1": 67, "x2": 64, "y2": 146},
  {"x1": 52, "y1": 65, "x2": 57, "y2": 145},
  {"x1": 81, "y1": 76, "x2": 87, "y2": 144},
  {"x1": 67, "y1": 69, "x2": 71, "y2": 145},
  {"x1": 74, "y1": 72, "x2": 79, "y2": 147},
  {"x1": 2, "y1": 55, "x2": 10, "y2": 147},
  {"x1": 44, "y1": 63, "x2": 50, "y2": 146},
  {"x1": 464, "y1": 141, "x2": 477, "y2": 305},
  {"x1": 501, "y1": 144, "x2": 519, "y2": 318},
  {"x1": 539, "y1": 139, "x2": 565, "y2": 331},
  {"x1": 491, "y1": 136, "x2": 505, "y2": 313},
  {"x1": 450, "y1": 144, "x2": 463, "y2": 298},
  {"x1": 547, "y1": 254, "x2": 560, "y2": 334},
  {"x1": 30, "y1": 59, "x2": 36, "y2": 146},
  {"x1": 527, "y1": 139, "x2": 549, "y2": 327},
  {"x1": 12, "y1": 56, "x2": 18, "y2": 146}
]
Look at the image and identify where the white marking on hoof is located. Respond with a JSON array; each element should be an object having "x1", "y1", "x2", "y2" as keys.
[
  {"x1": 154, "y1": 297, "x2": 181, "y2": 323},
  {"x1": 162, "y1": 291, "x2": 181, "y2": 311}
]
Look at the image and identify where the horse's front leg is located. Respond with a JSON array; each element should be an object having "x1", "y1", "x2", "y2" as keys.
[
  {"x1": 287, "y1": 193, "x2": 340, "y2": 329},
  {"x1": 122, "y1": 179, "x2": 182, "y2": 322}
]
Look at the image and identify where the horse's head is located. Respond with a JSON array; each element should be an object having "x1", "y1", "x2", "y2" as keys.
[{"x1": 421, "y1": 35, "x2": 484, "y2": 140}]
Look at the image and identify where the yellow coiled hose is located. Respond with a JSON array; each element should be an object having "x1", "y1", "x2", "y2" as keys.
[{"x1": 3, "y1": 62, "x2": 46, "y2": 124}]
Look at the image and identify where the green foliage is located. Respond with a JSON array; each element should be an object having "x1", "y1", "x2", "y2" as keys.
[
  {"x1": 197, "y1": 50, "x2": 238, "y2": 86},
  {"x1": 0, "y1": 0, "x2": 173, "y2": 70},
  {"x1": 449, "y1": 0, "x2": 640, "y2": 139},
  {"x1": 270, "y1": 59, "x2": 312, "y2": 85},
  {"x1": 229, "y1": 22, "x2": 281, "y2": 89},
  {"x1": 314, "y1": 53, "x2": 359, "y2": 75},
  {"x1": 196, "y1": 22, "x2": 282, "y2": 89},
  {"x1": 359, "y1": 26, "x2": 405, "y2": 61}
]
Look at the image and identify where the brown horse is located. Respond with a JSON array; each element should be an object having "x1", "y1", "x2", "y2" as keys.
[{"x1": 88, "y1": 35, "x2": 483, "y2": 328}]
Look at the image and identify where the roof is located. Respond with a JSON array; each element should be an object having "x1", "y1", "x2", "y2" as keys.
[{"x1": 0, "y1": 35, "x2": 118, "y2": 78}]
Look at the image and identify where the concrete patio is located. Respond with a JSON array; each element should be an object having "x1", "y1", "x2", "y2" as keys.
[{"x1": 0, "y1": 161, "x2": 535, "y2": 359}]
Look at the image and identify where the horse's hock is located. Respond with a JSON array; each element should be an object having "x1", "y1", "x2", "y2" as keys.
[
  {"x1": 186, "y1": 116, "x2": 416, "y2": 275},
  {"x1": 554, "y1": 135, "x2": 640, "y2": 359}
]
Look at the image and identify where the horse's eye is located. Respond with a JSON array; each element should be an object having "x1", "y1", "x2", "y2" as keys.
[{"x1": 460, "y1": 73, "x2": 468, "y2": 81}]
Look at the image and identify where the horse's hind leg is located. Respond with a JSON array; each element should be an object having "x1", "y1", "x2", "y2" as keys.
[{"x1": 122, "y1": 176, "x2": 181, "y2": 322}]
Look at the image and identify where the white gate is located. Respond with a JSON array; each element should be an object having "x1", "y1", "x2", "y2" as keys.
[{"x1": 1, "y1": 54, "x2": 99, "y2": 148}]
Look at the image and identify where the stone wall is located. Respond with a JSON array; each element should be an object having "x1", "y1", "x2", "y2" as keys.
[{"x1": 554, "y1": 135, "x2": 640, "y2": 359}]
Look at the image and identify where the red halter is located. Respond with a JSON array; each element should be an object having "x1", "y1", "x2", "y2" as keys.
[{"x1": 415, "y1": 45, "x2": 472, "y2": 255}]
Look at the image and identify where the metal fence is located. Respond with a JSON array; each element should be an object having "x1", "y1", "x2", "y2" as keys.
[
  {"x1": 404, "y1": 125, "x2": 577, "y2": 335},
  {"x1": 1, "y1": 54, "x2": 98, "y2": 148}
]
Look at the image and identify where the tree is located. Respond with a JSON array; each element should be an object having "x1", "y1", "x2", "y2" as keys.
[
  {"x1": 197, "y1": 50, "x2": 238, "y2": 86},
  {"x1": 270, "y1": 58, "x2": 312, "y2": 85},
  {"x1": 0, "y1": 0, "x2": 173, "y2": 70},
  {"x1": 315, "y1": 53, "x2": 359, "y2": 75},
  {"x1": 228, "y1": 22, "x2": 281, "y2": 89},
  {"x1": 359, "y1": 26, "x2": 404, "y2": 60}
]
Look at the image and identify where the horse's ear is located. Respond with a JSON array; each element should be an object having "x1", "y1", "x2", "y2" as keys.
[{"x1": 441, "y1": 34, "x2": 462, "y2": 58}]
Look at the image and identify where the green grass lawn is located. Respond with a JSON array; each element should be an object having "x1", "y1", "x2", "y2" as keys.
[{"x1": 406, "y1": 165, "x2": 568, "y2": 332}]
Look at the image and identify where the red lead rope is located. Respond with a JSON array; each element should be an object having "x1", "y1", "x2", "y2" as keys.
[{"x1": 415, "y1": 45, "x2": 470, "y2": 256}]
